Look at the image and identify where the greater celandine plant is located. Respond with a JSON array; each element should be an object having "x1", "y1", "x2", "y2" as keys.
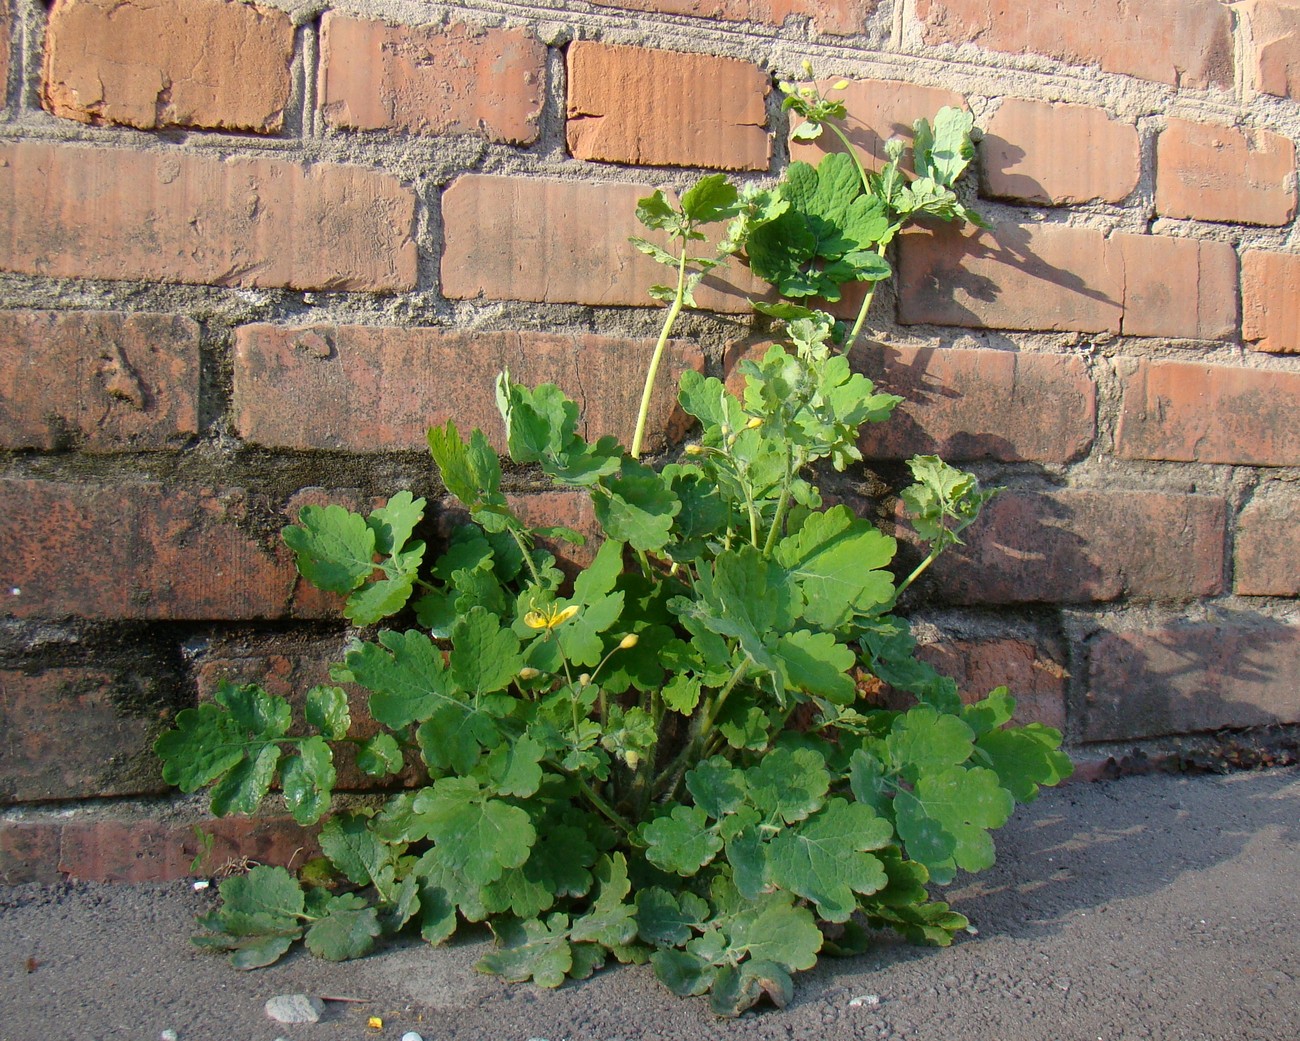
[{"x1": 157, "y1": 72, "x2": 1070, "y2": 1017}]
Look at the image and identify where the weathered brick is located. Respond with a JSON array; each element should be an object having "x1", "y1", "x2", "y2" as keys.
[
  {"x1": 1083, "y1": 615, "x2": 1300, "y2": 741},
  {"x1": 568, "y1": 42, "x2": 769, "y2": 170},
  {"x1": 1235, "y1": 488, "x2": 1300, "y2": 596},
  {"x1": 1114, "y1": 234, "x2": 1238, "y2": 341},
  {"x1": 234, "y1": 325, "x2": 700, "y2": 455},
  {"x1": 57, "y1": 815, "x2": 319, "y2": 882},
  {"x1": 914, "y1": 0, "x2": 1234, "y2": 89},
  {"x1": 1242, "y1": 249, "x2": 1300, "y2": 353},
  {"x1": 583, "y1": 0, "x2": 875, "y2": 35},
  {"x1": 1115, "y1": 360, "x2": 1300, "y2": 466},
  {"x1": 0, "y1": 668, "x2": 171, "y2": 803},
  {"x1": 319, "y1": 15, "x2": 545, "y2": 144},
  {"x1": 0, "y1": 14, "x2": 10, "y2": 107},
  {"x1": 441, "y1": 174, "x2": 760, "y2": 311},
  {"x1": 0, "y1": 479, "x2": 303, "y2": 621},
  {"x1": 981, "y1": 98, "x2": 1139, "y2": 205},
  {"x1": 0, "y1": 141, "x2": 417, "y2": 292},
  {"x1": 0, "y1": 311, "x2": 199, "y2": 451},
  {"x1": 789, "y1": 78, "x2": 966, "y2": 171},
  {"x1": 914, "y1": 633, "x2": 1068, "y2": 731},
  {"x1": 897, "y1": 223, "x2": 1123, "y2": 333},
  {"x1": 856, "y1": 345, "x2": 1096, "y2": 463},
  {"x1": 919, "y1": 490, "x2": 1226, "y2": 604},
  {"x1": 1156, "y1": 119, "x2": 1296, "y2": 226},
  {"x1": 43, "y1": 0, "x2": 294, "y2": 132},
  {"x1": 0, "y1": 822, "x2": 64, "y2": 884},
  {"x1": 1239, "y1": 0, "x2": 1300, "y2": 99}
]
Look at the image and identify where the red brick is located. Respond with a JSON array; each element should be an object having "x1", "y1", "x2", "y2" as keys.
[
  {"x1": 1115, "y1": 360, "x2": 1300, "y2": 466},
  {"x1": 0, "y1": 668, "x2": 171, "y2": 803},
  {"x1": 441, "y1": 174, "x2": 760, "y2": 312},
  {"x1": 981, "y1": 99, "x2": 1139, "y2": 205},
  {"x1": 43, "y1": 0, "x2": 294, "y2": 132},
  {"x1": 567, "y1": 42, "x2": 770, "y2": 170},
  {"x1": 1156, "y1": 119, "x2": 1296, "y2": 226},
  {"x1": 0, "y1": 479, "x2": 305, "y2": 621},
  {"x1": 919, "y1": 489, "x2": 1226, "y2": 604},
  {"x1": 0, "y1": 311, "x2": 199, "y2": 451},
  {"x1": 57, "y1": 815, "x2": 319, "y2": 883},
  {"x1": 1083, "y1": 616, "x2": 1300, "y2": 741},
  {"x1": 0, "y1": 141, "x2": 417, "y2": 292},
  {"x1": 319, "y1": 15, "x2": 545, "y2": 144},
  {"x1": 898, "y1": 223, "x2": 1123, "y2": 333},
  {"x1": 914, "y1": 0, "x2": 1233, "y2": 89},
  {"x1": 1242, "y1": 249, "x2": 1300, "y2": 353},
  {"x1": 856, "y1": 345, "x2": 1096, "y2": 463},
  {"x1": 583, "y1": 0, "x2": 875, "y2": 35},
  {"x1": 1240, "y1": 0, "x2": 1300, "y2": 99},
  {"x1": 1235, "y1": 488, "x2": 1300, "y2": 596},
  {"x1": 233, "y1": 325, "x2": 700, "y2": 456},
  {"x1": 1114, "y1": 234, "x2": 1238, "y2": 341},
  {"x1": 0, "y1": 822, "x2": 64, "y2": 884},
  {"x1": 789, "y1": 78, "x2": 966, "y2": 172},
  {"x1": 914, "y1": 633, "x2": 1068, "y2": 731}
]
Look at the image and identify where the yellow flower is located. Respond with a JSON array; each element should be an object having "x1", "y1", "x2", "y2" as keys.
[
  {"x1": 523, "y1": 603, "x2": 579, "y2": 631},
  {"x1": 367, "y1": 1016, "x2": 383, "y2": 1029}
]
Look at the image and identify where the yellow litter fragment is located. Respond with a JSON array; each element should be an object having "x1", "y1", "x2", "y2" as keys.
[{"x1": 368, "y1": 1015, "x2": 384, "y2": 1029}]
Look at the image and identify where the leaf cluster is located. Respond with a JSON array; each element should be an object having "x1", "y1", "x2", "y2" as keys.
[{"x1": 156, "y1": 80, "x2": 1070, "y2": 1018}]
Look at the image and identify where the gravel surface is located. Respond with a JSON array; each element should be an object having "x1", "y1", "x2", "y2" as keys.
[{"x1": 2, "y1": 768, "x2": 1297, "y2": 1041}]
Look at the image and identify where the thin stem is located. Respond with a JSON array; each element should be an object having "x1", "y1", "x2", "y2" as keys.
[
  {"x1": 846, "y1": 241, "x2": 889, "y2": 351},
  {"x1": 761, "y1": 443, "x2": 798, "y2": 558},
  {"x1": 631, "y1": 245, "x2": 690, "y2": 459}
]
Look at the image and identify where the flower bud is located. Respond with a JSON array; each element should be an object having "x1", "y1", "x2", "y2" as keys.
[
  {"x1": 745, "y1": 416, "x2": 762, "y2": 430},
  {"x1": 684, "y1": 443, "x2": 705, "y2": 456},
  {"x1": 619, "y1": 633, "x2": 639, "y2": 650},
  {"x1": 517, "y1": 667, "x2": 541, "y2": 681},
  {"x1": 578, "y1": 673, "x2": 591, "y2": 687}
]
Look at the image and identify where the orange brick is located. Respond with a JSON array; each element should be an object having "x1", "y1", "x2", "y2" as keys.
[
  {"x1": 789, "y1": 78, "x2": 966, "y2": 172},
  {"x1": 1240, "y1": 0, "x2": 1300, "y2": 99},
  {"x1": 0, "y1": 822, "x2": 64, "y2": 884},
  {"x1": 1115, "y1": 359, "x2": 1300, "y2": 465},
  {"x1": 919, "y1": 489, "x2": 1226, "y2": 604},
  {"x1": 1084, "y1": 616, "x2": 1300, "y2": 741},
  {"x1": 440, "y1": 174, "x2": 760, "y2": 311},
  {"x1": 1156, "y1": 119, "x2": 1296, "y2": 226},
  {"x1": 43, "y1": 0, "x2": 294, "y2": 132},
  {"x1": 319, "y1": 15, "x2": 545, "y2": 144},
  {"x1": 233, "y1": 325, "x2": 701, "y2": 455},
  {"x1": 897, "y1": 223, "x2": 1123, "y2": 333},
  {"x1": 0, "y1": 141, "x2": 417, "y2": 292},
  {"x1": 1235, "y1": 488, "x2": 1300, "y2": 596},
  {"x1": 1242, "y1": 249, "x2": 1300, "y2": 353},
  {"x1": 0, "y1": 479, "x2": 303, "y2": 620},
  {"x1": 567, "y1": 42, "x2": 769, "y2": 170},
  {"x1": 583, "y1": 0, "x2": 876, "y2": 35},
  {"x1": 0, "y1": 311, "x2": 200, "y2": 451},
  {"x1": 981, "y1": 98, "x2": 1139, "y2": 205},
  {"x1": 856, "y1": 345, "x2": 1096, "y2": 463},
  {"x1": 914, "y1": 0, "x2": 1233, "y2": 89},
  {"x1": 1115, "y1": 234, "x2": 1238, "y2": 341},
  {"x1": 57, "y1": 815, "x2": 320, "y2": 883}
]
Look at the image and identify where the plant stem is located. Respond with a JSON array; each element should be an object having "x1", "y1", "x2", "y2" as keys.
[
  {"x1": 845, "y1": 241, "x2": 889, "y2": 351},
  {"x1": 761, "y1": 443, "x2": 797, "y2": 558},
  {"x1": 631, "y1": 245, "x2": 690, "y2": 460}
]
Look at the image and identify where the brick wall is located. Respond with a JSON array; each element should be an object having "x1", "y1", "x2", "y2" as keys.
[{"x1": 2, "y1": 0, "x2": 1298, "y2": 883}]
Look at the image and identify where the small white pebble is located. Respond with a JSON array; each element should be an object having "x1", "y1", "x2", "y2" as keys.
[
  {"x1": 848, "y1": 993, "x2": 881, "y2": 1007},
  {"x1": 160, "y1": 1031, "x2": 179, "y2": 1041},
  {"x1": 401, "y1": 1033, "x2": 425, "y2": 1041},
  {"x1": 191, "y1": 879, "x2": 210, "y2": 891}
]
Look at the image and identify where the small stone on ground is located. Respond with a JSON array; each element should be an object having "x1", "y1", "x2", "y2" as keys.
[{"x1": 265, "y1": 993, "x2": 326, "y2": 1024}]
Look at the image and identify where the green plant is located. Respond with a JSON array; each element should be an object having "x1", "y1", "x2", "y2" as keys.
[{"x1": 156, "y1": 75, "x2": 1070, "y2": 1017}]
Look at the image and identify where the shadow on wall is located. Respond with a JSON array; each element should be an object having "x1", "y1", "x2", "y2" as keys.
[{"x1": 1080, "y1": 609, "x2": 1300, "y2": 745}]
